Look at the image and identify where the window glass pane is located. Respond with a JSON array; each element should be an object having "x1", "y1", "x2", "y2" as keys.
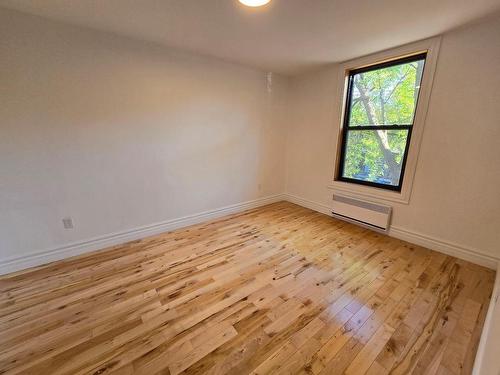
[
  {"x1": 342, "y1": 129, "x2": 409, "y2": 187},
  {"x1": 348, "y1": 58, "x2": 425, "y2": 126}
]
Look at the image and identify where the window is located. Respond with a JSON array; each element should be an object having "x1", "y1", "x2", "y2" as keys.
[{"x1": 338, "y1": 53, "x2": 427, "y2": 191}]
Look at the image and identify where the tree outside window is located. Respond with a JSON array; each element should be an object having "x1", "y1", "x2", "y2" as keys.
[{"x1": 338, "y1": 53, "x2": 426, "y2": 190}]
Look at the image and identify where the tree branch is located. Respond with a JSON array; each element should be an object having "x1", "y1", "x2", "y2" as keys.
[
  {"x1": 382, "y1": 67, "x2": 411, "y2": 105},
  {"x1": 355, "y1": 75, "x2": 400, "y2": 184}
]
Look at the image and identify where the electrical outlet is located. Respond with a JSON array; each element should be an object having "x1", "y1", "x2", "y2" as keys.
[{"x1": 62, "y1": 217, "x2": 74, "y2": 229}]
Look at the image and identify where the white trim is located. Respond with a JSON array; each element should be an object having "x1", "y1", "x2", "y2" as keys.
[
  {"x1": 389, "y1": 226, "x2": 498, "y2": 270},
  {"x1": 472, "y1": 266, "x2": 500, "y2": 375},
  {"x1": 284, "y1": 193, "x2": 331, "y2": 215},
  {"x1": 283, "y1": 193, "x2": 499, "y2": 270},
  {"x1": 329, "y1": 36, "x2": 442, "y2": 205},
  {"x1": 0, "y1": 194, "x2": 285, "y2": 276},
  {"x1": 327, "y1": 183, "x2": 411, "y2": 205}
]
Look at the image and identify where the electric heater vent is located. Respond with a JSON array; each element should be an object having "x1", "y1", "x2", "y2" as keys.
[{"x1": 332, "y1": 194, "x2": 392, "y2": 232}]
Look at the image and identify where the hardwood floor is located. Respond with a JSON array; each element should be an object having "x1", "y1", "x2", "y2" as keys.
[{"x1": 0, "y1": 202, "x2": 495, "y2": 375}]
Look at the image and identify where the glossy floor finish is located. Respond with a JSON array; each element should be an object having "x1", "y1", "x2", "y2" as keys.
[{"x1": 0, "y1": 202, "x2": 495, "y2": 375}]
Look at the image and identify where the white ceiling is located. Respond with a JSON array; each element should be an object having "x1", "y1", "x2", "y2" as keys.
[{"x1": 2, "y1": 0, "x2": 500, "y2": 75}]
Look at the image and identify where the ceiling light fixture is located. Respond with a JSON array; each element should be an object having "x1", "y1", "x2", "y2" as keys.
[{"x1": 238, "y1": 0, "x2": 271, "y2": 7}]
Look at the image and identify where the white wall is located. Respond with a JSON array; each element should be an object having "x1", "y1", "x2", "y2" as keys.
[
  {"x1": 1, "y1": 7, "x2": 499, "y2": 373},
  {"x1": 0, "y1": 8, "x2": 289, "y2": 269},
  {"x1": 1, "y1": 7, "x2": 499, "y2": 274},
  {"x1": 477, "y1": 272, "x2": 500, "y2": 375},
  {"x1": 285, "y1": 14, "x2": 500, "y2": 262}
]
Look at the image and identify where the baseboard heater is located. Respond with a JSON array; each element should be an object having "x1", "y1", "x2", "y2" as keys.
[{"x1": 331, "y1": 194, "x2": 392, "y2": 232}]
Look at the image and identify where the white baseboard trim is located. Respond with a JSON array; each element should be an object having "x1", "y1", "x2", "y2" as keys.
[
  {"x1": 283, "y1": 193, "x2": 499, "y2": 270},
  {"x1": 472, "y1": 265, "x2": 500, "y2": 375},
  {"x1": 284, "y1": 193, "x2": 332, "y2": 215},
  {"x1": 389, "y1": 226, "x2": 498, "y2": 270},
  {"x1": 0, "y1": 194, "x2": 285, "y2": 276},
  {"x1": 3, "y1": 191, "x2": 497, "y2": 273}
]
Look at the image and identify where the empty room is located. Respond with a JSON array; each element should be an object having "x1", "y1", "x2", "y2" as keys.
[{"x1": 1, "y1": 0, "x2": 500, "y2": 374}]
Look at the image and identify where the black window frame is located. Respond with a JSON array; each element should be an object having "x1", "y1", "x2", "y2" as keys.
[{"x1": 337, "y1": 52, "x2": 427, "y2": 192}]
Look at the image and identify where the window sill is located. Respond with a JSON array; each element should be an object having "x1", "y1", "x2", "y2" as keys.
[{"x1": 327, "y1": 180, "x2": 411, "y2": 205}]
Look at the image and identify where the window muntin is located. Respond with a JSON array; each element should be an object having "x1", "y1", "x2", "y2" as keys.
[{"x1": 338, "y1": 53, "x2": 426, "y2": 190}]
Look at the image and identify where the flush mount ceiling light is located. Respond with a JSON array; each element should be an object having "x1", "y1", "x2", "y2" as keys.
[{"x1": 238, "y1": 0, "x2": 271, "y2": 7}]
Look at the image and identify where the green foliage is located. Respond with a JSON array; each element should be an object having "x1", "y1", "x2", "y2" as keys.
[
  {"x1": 344, "y1": 130, "x2": 408, "y2": 183},
  {"x1": 343, "y1": 58, "x2": 424, "y2": 186}
]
